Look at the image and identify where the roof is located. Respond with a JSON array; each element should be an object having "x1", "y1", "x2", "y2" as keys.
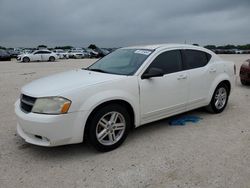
[{"x1": 124, "y1": 43, "x2": 204, "y2": 50}]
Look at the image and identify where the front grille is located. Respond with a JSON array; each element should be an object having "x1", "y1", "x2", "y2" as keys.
[{"x1": 20, "y1": 94, "x2": 37, "y2": 113}]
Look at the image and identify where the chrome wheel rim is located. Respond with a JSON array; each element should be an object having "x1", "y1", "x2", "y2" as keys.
[
  {"x1": 214, "y1": 87, "x2": 227, "y2": 110},
  {"x1": 96, "y1": 112, "x2": 126, "y2": 146}
]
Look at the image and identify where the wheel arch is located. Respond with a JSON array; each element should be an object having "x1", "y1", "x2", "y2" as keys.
[
  {"x1": 208, "y1": 74, "x2": 232, "y2": 104},
  {"x1": 22, "y1": 56, "x2": 30, "y2": 62},
  {"x1": 83, "y1": 99, "x2": 136, "y2": 140},
  {"x1": 49, "y1": 56, "x2": 56, "y2": 61},
  {"x1": 220, "y1": 80, "x2": 231, "y2": 95}
]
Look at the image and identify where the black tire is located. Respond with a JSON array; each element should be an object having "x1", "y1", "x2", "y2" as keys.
[
  {"x1": 49, "y1": 56, "x2": 55, "y2": 62},
  {"x1": 206, "y1": 83, "x2": 229, "y2": 113},
  {"x1": 23, "y1": 57, "x2": 30, "y2": 63},
  {"x1": 241, "y1": 79, "x2": 250, "y2": 86},
  {"x1": 87, "y1": 104, "x2": 131, "y2": 152}
]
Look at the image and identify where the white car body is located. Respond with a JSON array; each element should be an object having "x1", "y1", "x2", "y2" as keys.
[
  {"x1": 68, "y1": 50, "x2": 87, "y2": 58},
  {"x1": 15, "y1": 44, "x2": 235, "y2": 147},
  {"x1": 17, "y1": 50, "x2": 59, "y2": 62},
  {"x1": 53, "y1": 49, "x2": 69, "y2": 59}
]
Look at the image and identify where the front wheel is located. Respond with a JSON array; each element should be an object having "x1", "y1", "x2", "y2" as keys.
[
  {"x1": 23, "y1": 57, "x2": 30, "y2": 63},
  {"x1": 206, "y1": 83, "x2": 229, "y2": 113},
  {"x1": 87, "y1": 104, "x2": 131, "y2": 152}
]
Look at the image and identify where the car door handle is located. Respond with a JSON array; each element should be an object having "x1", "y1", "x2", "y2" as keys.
[
  {"x1": 209, "y1": 68, "x2": 216, "y2": 73},
  {"x1": 177, "y1": 74, "x2": 187, "y2": 80}
]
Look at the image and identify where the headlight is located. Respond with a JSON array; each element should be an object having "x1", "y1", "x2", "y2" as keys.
[{"x1": 32, "y1": 97, "x2": 71, "y2": 114}]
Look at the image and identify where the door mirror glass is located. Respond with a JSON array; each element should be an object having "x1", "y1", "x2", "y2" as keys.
[{"x1": 141, "y1": 67, "x2": 164, "y2": 79}]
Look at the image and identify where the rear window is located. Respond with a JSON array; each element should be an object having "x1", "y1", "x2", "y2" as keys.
[{"x1": 182, "y1": 50, "x2": 211, "y2": 69}]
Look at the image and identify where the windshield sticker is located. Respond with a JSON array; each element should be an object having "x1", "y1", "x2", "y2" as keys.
[{"x1": 134, "y1": 50, "x2": 152, "y2": 56}]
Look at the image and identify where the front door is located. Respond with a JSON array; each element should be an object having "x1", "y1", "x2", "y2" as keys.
[{"x1": 139, "y1": 50, "x2": 189, "y2": 124}]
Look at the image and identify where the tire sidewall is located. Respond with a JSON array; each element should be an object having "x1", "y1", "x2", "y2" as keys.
[
  {"x1": 210, "y1": 83, "x2": 229, "y2": 113},
  {"x1": 23, "y1": 57, "x2": 30, "y2": 62},
  {"x1": 88, "y1": 104, "x2": 131, "y2": 152}
]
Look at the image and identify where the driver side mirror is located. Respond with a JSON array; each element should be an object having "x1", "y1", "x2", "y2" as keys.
[{"x1": 141, "y1": 67, "x2": 164, "y2": 79}]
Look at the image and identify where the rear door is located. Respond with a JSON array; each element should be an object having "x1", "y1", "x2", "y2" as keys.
[
  {"x1": 181, "y1": 49, "x2": 214, "y2": 109},
  {"x1": 41, "y1": 51, "x2": 51, "y2": 61},
  {"x1": 33, "y1": 51, "x2": 42, "y2": 61},
  {"x1": 139, "y1": 50, "x2": 189, "y2": 124}
]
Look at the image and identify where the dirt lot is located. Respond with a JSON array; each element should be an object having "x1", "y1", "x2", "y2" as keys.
[{"x1": 0, "y1": 55, "x2": 249, "y2": 188}]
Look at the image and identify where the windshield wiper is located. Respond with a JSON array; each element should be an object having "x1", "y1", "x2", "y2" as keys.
[{"x1": 87, "y1": 68, "x2": 109, "y2": 73}]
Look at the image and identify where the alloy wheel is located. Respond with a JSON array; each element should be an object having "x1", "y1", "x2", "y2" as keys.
[
  {"x1": 96, "y1": 111, "x2": 126, "y2": 146},
  {"x1": 214, "y1": 87, "x2": 227, "y2": 110}
]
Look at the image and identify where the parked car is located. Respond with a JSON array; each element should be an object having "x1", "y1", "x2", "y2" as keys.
[
  {"x1": 86, "y1": 48, "x2": 99, "y2": 58},
  {"x1": 88, "y1": 44, "x2": 110, "y2": 58},
  {"x1": 15, "y1": 44, "x2": 235, "y2": 151},
  {"x1": 53, "y1": 49, "x2": 69, "y2": 59},
  {"x1": 17, "y1": 50, "x2": 59, "y2": 62},
  {"x1": 68, "y1": 50, "x2": 87, "y2": 59},
  {"x1": 239, "y1": 59, "x2": 250, "y2": 85},
  {"x1": 7, "y1": 49, "x2": 21, "y2": 58},
  {"x1": 0, "y1": 49, "x2": 11, "y2": 61}
]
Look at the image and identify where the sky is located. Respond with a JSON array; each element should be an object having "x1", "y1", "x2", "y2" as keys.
[{"x1": 0, "y1": 0, "x2": 249, "y2": 48}]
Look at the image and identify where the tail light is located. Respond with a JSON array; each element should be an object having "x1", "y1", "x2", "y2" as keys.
[{"x1": 234, "y1": 64, "x2": 236, "y2": 75}]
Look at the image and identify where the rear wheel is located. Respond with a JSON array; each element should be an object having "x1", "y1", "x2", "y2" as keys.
[
  {"x1": 241, "y1": 79, "x2": 250, "y2": 86},
  {"x1": 23, "y1": 57, "x2": 30, "y2": 63},
  {"x1": 206, "y1": 83, "x2": 229, "y2": 113},
  {"x1": 49, "y1": 56, "x2": 55, "y2": 62},
  {"x1": 87, "y1": 104, "x2": 131, "y2": 152}
]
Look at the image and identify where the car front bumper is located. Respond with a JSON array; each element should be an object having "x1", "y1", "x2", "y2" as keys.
[{"x1": 15, "y1": 100, "x2": 88, "y2": 147}]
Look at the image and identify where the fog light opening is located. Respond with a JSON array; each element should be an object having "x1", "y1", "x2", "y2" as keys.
[
  {"x1": 35, "y1": 135, "x2": 42, "y2": 139},
  {"x1": 34, "y1": 135, "x2": 49, "y2": 142}
]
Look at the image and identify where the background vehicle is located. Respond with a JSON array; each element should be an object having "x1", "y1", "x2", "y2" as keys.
[
  {"x1": 68, "y1": 49, "x2": 87, "y2": 59},
  {"x1": 17, "y1": 50, "x2": 59, "y2": 62},
  {"x1": 86, "y1": 48, "x2": 99, "y2": 58},
  {"x1": 0, "y1": 49, "x2": 11, "y2": 61},
  {"x1": 88, "y1": 44, "x2": 110, "y2": 58},
  {"x1": 53, "y1": 49, "x2": 69, "y2": 59},
  {"x1": 15, "y1": 44, "x2": 235, "y2": 151},
  {"x1": 240, "y1": 59, "x2": 250, "y2": 85},
  {"x1": 7, "y1": 49, "x2": 20, "y2": 58}
]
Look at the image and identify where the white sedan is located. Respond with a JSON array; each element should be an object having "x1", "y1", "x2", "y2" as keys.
[
  {"x1": 68, "y1": 50, "x2": 87, "y2": 59},
  {"x1": 53, "y1": 49, "x2": 69, "y2": 59},
  {"x1": 15, "y1": 44, "x2": 235, "y2": 151},
  {"x1": 17, "y1": 50, "x2": 59, "y2": 62}
]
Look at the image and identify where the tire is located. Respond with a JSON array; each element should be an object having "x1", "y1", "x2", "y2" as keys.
[
  {"x1": 206, "y1": 83, "x2": 229, "y2": 113},
  {"x1": 87, "y1": 104, "x2": 131, "y2": 152},
  {"x1": 23, "y1": 57, "x2": 30, "y2": 63},
  {"x1": 241, "y1": 79, "x2": 250, "y2": 86},
  {"x1": 49, "y1": 56, "x2": 55, "y2": 62}
]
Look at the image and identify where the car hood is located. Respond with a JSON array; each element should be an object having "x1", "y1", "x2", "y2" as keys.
[{"x1": 21, "y1": 69, "x2": 125, "y2": 97}]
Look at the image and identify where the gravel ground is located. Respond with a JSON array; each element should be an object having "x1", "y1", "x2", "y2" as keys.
[{"x1": 0, "y1": 55, "x2": 249, "y2": 188}]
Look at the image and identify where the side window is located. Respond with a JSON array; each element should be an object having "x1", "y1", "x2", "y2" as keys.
[
  {"x1": 147, "y1": 50, "x2": 182, "y2": 74},
  {"x1": 34, "y1": 51, "x2": 42, "y2": 54},
  {"x1": 182, "y1": 50, "x2": 210, "y2": 69},
  {"x1": 43, "y1": 51, "x2": 51, "y2": 54}
]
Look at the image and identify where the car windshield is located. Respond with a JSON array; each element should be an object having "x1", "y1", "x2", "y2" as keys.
[{"x1": 87, "y1": 49, "x2": 153, "y2": 75}]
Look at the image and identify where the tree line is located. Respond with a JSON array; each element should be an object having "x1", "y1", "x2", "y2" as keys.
[{"x1": 204, "y1": 44, "x2": 250, "y2": 50}]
